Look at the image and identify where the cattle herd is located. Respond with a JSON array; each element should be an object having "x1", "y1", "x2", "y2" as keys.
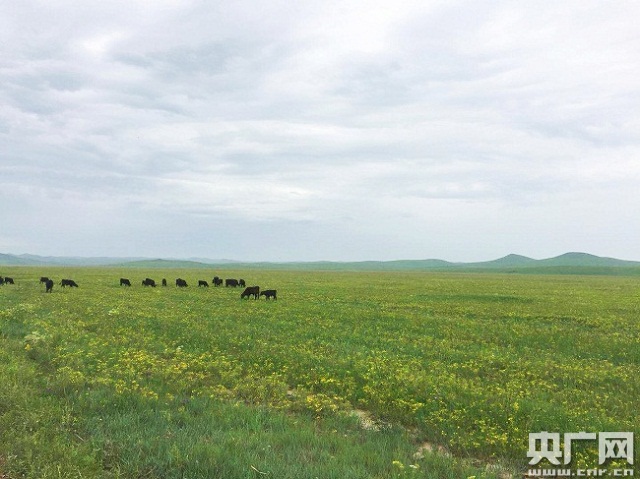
[{"x1": 0, "y1": 275, "x2": 277, "y2": 300}]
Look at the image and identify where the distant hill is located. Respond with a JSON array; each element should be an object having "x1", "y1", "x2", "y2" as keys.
[
  {"x1": 0, "y1": 254, "x2": 147, "y2": 267},
  {"x1": 226, "y1": 259, "x2": 457, "y2": 271},
  {"x1": 115, "y1": 259, "x2": 214, "y2": 269},
  {"x1": 463, "y1": 254, "x2": 538, "y2": 269},
  {"x1": 185, "y1": 257, "x2": 239, "y2": 265},
  {"x1": 146, "y1": 254, "x2": 640, "y2": 274},
  {"x1": 0, "y1": 254, "x2": 231, "y2": 268},
  {"x1": 1, "y1": 252, "x2": 640, "y2": 275},
  {"x1": 0, "y1": 253, "x2": 42, "y2": 266},
  {"x1": 536, "y1": 252, "x2": 640, "y2": 267},
  {"x1": 452, "y1": 253, "x2": 640, "y2": 275}
]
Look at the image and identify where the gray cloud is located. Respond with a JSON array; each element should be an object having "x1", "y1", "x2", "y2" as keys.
[{"x1": 1, "y1": 0, "x2": 639, "y2": 261}]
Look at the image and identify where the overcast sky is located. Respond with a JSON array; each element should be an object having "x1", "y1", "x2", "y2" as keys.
[{"x1": 1, "y1": 1, "x2": 639, "y2": 262}]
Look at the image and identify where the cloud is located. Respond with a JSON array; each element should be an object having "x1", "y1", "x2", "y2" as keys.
[{"x1": 1, "y1": 0, "x2": 639, "y2": 260}]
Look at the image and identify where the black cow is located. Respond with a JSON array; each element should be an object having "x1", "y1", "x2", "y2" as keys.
[
  {"x1": 241, "y1": 286, "x2": 260, "y2": 299},
  {"x1": 0, "y1": 277, "x2": 4, "y2": 285},
  {"x1": 4, "y1": 277, "x2": 14, "y2": 285},
  {"x1": 162, "y1": 278, "x2": 167, "y2": 287},
  {"x1": 213, "y1": 277, "x2": 223, "y2": 287},
  {"x1": 142, "y1": 278, "x2": 156, "y2": 287},
  {"x1": 260, "y1": 289, "x2": 277, "y2": 300},
  {"x1": 225, "y1": 279, "x2": 239, "y2": 287},
  {"x1": 45, "y1": 279, "x2": 54, "y2": 293},
  {"x1": 40, "y1": 276, "x2": 49, "y2": 284},
  {"x1": 61, "y1": 279, "x2": 78, "y2": 287},
  {"x1": 176, "y1": 278, "x2": 188, "y2": 287},
  {"x1": 120, "y1": 278, "x2": 131, "y2": 287},
  {"x1": 198, "y1": 280, "x2": 209, "y2": 287},
  {"x1": 238, "y1": 279, "x2": 246, "y2": 287}
]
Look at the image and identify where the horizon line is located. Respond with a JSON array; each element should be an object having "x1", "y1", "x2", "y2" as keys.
[{"x1": 3, "y1": 251, "x2": 640, "y2": 265}]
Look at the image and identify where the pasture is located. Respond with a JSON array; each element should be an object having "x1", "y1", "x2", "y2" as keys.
[{"x1": 0, "y1": 268, "x2": 638, "y2": 478}]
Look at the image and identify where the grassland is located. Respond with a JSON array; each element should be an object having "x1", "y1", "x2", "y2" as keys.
[{"x1": 1, "y1": 268, "x2": 638, "y2": 478}]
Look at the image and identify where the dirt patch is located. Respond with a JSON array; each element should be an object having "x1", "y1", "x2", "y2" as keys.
[
  {"x1": 413, "y1": 441, "x2": 451, "y2": 459},
  {"x1": 352, "y1": 409, "x2": 380, "y2": 431},
  {"x1": 0, "y1": 455, "x2": 12, "y2": 479},
  {"x1": 413, "y1": 442, "x2": 514, "y2": 479}
]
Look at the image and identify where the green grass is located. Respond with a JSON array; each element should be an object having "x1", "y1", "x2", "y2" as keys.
[{"x1": 1, "y1": 268, "x2": 638, "y2": 477}]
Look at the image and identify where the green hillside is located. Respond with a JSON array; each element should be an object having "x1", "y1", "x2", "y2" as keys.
[
  {"x1": 536, "y1": 252, "x2": 640, "y2": 267},
  {"x1": 2, "y1": 252, "x2": 640, "y2": 275}
]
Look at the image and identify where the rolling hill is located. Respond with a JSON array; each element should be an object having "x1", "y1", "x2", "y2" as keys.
[{"x1": 1, "y1": 252, "x2": 640, "y2": 274}]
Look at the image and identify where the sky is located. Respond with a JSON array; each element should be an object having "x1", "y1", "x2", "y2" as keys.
[{"x1": 1, "y1": 0, "x2": 639, "y2": 262}]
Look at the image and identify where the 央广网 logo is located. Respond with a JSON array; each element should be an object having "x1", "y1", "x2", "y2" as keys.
[
  {"x1": 528, "y1": 432, "x2": 634, "y2": 466},
  {"x1": 526, "y1": 432, "x2": 634, "y2": 478}
]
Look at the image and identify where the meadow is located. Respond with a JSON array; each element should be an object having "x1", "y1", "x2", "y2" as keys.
[{"x1": 0, "y1": 267, "x2": 638, "y2": 478}]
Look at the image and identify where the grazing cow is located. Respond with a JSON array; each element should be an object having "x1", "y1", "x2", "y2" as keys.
[
  {"x1": 260, "y1": 289, "x2": 277, "y2": 300},
  {"x1": 45, "y1": 279, "x2": 54, "y2": 293},
  {"x1": 40, "y1": 276, "x2": 49, "y2": 284},
  {"x1": 213, "y1": 277, "x2": 223, "y2": 287},
  {"x1": 225, "y1": 279, "x2": 239, "y2": 287},
  {"x1": 241, "y1": 285, "x2": 260, "y2": 300},
  {"x1": 120, "y1": 278, "x2": 131, "y2": 287},
  {"x1": 175, "y1": 278, "x2": 188, "y2": 287},
  {"x1": 162, "y1": 278, "x2": 167, "y2": 287},
  {"x1": 61, "y1": 279, "x2": 78, "y2": 287},
  {"x1": 4, "y1": 277, "x2": 14, "y2": 285},
  {"x1": 198, "y1": 280, "x2": 209, "y2": 287},
  {"x1": 142, "y1": 278, "x2": 156, "y2": 287},
  {"x1": 238, "y1": 279, "x2": 246, "y2": 287},
  {"x1": 0, "y1": 277, "x2": 4, "y2": 285}
]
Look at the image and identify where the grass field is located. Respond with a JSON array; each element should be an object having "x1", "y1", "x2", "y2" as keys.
[{"x1": 1, "y1": 268, "x2": 638, "y2": 478}]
